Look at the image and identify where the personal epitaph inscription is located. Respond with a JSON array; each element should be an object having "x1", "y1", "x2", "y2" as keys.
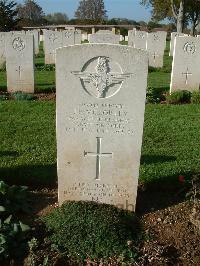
[
  {"x1": 170, "y1": 36, "x2": 200, "y2": 92},
  {"x1": 56, "y1": 44, "x2": 148, "y2": 211}
]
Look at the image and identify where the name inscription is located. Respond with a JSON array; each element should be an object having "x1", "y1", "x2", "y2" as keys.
[{"x1": 66, "y1": 103, "x2": 134, "y2": 135}]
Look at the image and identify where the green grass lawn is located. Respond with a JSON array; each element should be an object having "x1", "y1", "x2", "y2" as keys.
[{"x1": 0, "y1": 41, "x2": 199, "y2": 188}]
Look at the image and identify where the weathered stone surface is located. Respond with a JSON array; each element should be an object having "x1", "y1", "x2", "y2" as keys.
[
  {"x1": 44, "y1": 30, "x2": 62, "y2": 64},
  {"x1": 44, "y1": 30, "x2": 81, "y2": 64},
  {"x1": 0, "y1": 32, "x2": 6, "y2": 69},
  {"x1": 128, "y1": 29, "x2": 136, "y2": 46},
  {"x1": 147, "y1": 31, "x2": 167, "y2": 67},
  {"x1": 56, "y1": 44, "x2": 148, "y2": 211},
  {"x1": 169, "y1": 32, "x2": 184, "y2": 56},
  {"x1": 62, "y1": 30, "x2": 81, "y2": 46},
  {"x1": 132, "y1": 30, "x2": 148, "y2": 50},
  {"x1": 170, "y1": 36, "x2": 200, "y2": 92},
  {"x1": 89, "y1": 33, "x2": 120, "y2": 44},
  {"x1": 6, "y1": 33, "x2": 34, "y2": 93},
  {"x1": 27, "y1": 30, "x2": 40, "y2": 55}
]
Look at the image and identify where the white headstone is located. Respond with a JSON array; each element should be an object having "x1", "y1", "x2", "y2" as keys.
[
  {"x1": 44, "y1": 30, "x2": 62, "y2": 64},
  {"x1": 82, "y1": 33, "x2": 88, "y2": 41},
  {"x1": 170, "y1": 36, "x2": 200, "y2": 92},
  {"x1": 56, "y1": 44, "x2": 148, "y2": 211},
  {"x1": 169, "y1": 32, "x2": 184, "y2": 56},
  {"x1": 89, "y1": 33, "x2": 120, "y2": 44},
  {"x1": 120, "y1": 35, "x2": 124, "y2": 42},
  {"x1": 128, "y1": 29, "x2": 136, "y2": 46},
  {"x1": 0, "y1": 32, "x2": 6, "y2": 69},
  {"x1": 62, "y1": 30, "x2": 81, "y2": 46},
  {"x1": 6, "y1": 33, "x2": 34, "y2": 93},
  {"x1": 147, "y1": 31, "x2": 167, "y2": 67},
  {"x1": 28, "y1": 30, "x2": 40, "y2": 55},
  {"x1": 132, "y1": 30, "x2": 148, "y2": 50}
]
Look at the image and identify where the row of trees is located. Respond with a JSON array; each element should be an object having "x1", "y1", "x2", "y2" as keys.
[{"x1": 140, "y1": 0, "x2": 200, "y2": 35}]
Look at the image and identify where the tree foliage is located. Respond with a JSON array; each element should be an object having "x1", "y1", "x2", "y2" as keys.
[
  {"x1": 17, "y1": 0, "x2": 44, "y2": 26},
  {"x1": 45, "y1": 13, "x2": 69, "y2": 25},
  {"x1": 0, "y1": 0, "x2": 19, "y2": 31},
  {"x1": 140, "y1": 0, "x2": 200, "y2": 34},
  {"x1": 75, "y1": 0, "x2": 107, "y2": 22}
]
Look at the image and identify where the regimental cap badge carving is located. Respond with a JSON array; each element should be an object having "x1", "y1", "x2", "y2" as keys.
[
  {"x1": 183, "y1": 42, "x2": 196, "y2": 54},
  {"x1": 49, "y1": 33, "x2": 57, "y2": 43},
  {"x1": 12, "y1": 37, "x2": 25, "y2": 51},
  {"x1": 65, "y1": 32, "x2": 72, "y2": 38},
  {"x1": 153, "y1": 34, "x2": 159, "y2": 41},
  {"x1": 72, "y1": 56, "x2": 134, "y2": 99}
]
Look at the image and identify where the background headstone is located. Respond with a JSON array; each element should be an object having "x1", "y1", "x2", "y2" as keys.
[
  {"x1": 170, "y1": 36, "x2": 200, "y2": 92},
  {"x1": 133, "y1": 30, "x2": 148, "y2": 50},
  {"x1": 89, "y1": 33, "x2": 120, "y2": 44},
  {"x1": 169, "y1": 32, "x2": 184, "y2": 56},
  {"x1": 44, "y1": 30, "x2": 62, "y2": 64},
  {"x1": 62, "y1": 30, "x2": 81, "y2": 46},
  {"x1": 147, "y1": 31, "x2": 167, "y2": 67},
  {"x1": 128, "y1": 29, "x2": 136, "y2": 46},
  {"x1": 28, "y1": 30, "x2": 40, "y2": 55},
  {"x1": 56, "y1": 44, "x2": 148, "y2": 211},
  {"x1": 6, "y1": 33, "x2": 34, "y2": 93}
]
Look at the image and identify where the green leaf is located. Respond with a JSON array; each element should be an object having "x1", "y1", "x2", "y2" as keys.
[
  {"x1": 0, "y1": 206, "x2": 6, "y2": 212},
  {"x1": 0, "y1": 246, "x2": 5, "y2": 254},
  {"x1": 19, "y1": 221, "x2": 30, "y2": 232},
  {"x1": 0, "y1": 235, "x2": 6, "y2": 245},
  {"x1": 0, "y1": 181, "x2": 8, "y2": 195},
  {"x1": 4, "y1": 215, "x2": 12, "y2": 224}
]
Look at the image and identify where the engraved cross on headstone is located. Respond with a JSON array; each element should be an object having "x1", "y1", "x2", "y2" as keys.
[
  {"x1": 153, "y1": 52, "x2": 159, "y2": 62},
  {"x1": 16, "y1": 65, "x2": 22, "y2": 80},
  {"x1": 84, "y1": 137, "x2": 113, "y2": 180},
  {"x1": 182, "y1": 67, "x2": 192, "y2": 85}
]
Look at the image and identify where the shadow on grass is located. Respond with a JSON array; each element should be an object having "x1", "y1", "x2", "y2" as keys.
[
  {"x1": 136, "y1": 171, "x2": 198, "y2": 215},
  {"x1": 0, "y1": 86, "x2": 7, "y2": 92},
  {"x1": 141, "y1": 154, "x2": 176, "y2": 165},
  {"x1": 0, "y1": 163, "x2": 57, "y2": 188},
  {"x1": 35, "y1": 86, "x2": 56, "y2": 93},
  {"x1": 0, "y1": 151, "x2": 19, "y2": 157}
]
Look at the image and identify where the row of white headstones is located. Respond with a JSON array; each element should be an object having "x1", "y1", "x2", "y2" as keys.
[{"x1": 0, "y1": 29, "x2": 199, "y2": 95}]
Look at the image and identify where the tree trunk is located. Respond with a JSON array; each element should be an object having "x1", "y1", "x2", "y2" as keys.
[
  {"x1": 190, "y1": 22, "x2": 196, "y2": 36},
  {"x1": 176, "y1": 1, "x2": 184, "y2": 33}
]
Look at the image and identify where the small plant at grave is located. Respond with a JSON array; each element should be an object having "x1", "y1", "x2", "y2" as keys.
[
  {"x1": 0, "y1": 215, "x2": 30, "y2": 260},
  {"x1": 0, "y1": 181, "x2": 31, "y2": 216},
  {"x1": 0, "y1": 95, "x2": 8, "y2": 101},
  {"x1": 148, "y1": 66, "x2": 162, "y2": 73},
  {"x1": 186, "y1": 175, "x2": 200, "y2": 205},
  {"x1": 146, "y1": 87, "x2": 166, "y2": 104},
  {"x1": 11, "y1": 91, "x2": 37, "y2": 101},
  {"x1": 191, "y1": 91, "x2": 200, "y2": 104},
  {"x1": 42, "y1": 201, "x2": 141, "y2": 264},
  {"x1": 166, "y1": 90, "x2": 191, "y2": 104}
]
